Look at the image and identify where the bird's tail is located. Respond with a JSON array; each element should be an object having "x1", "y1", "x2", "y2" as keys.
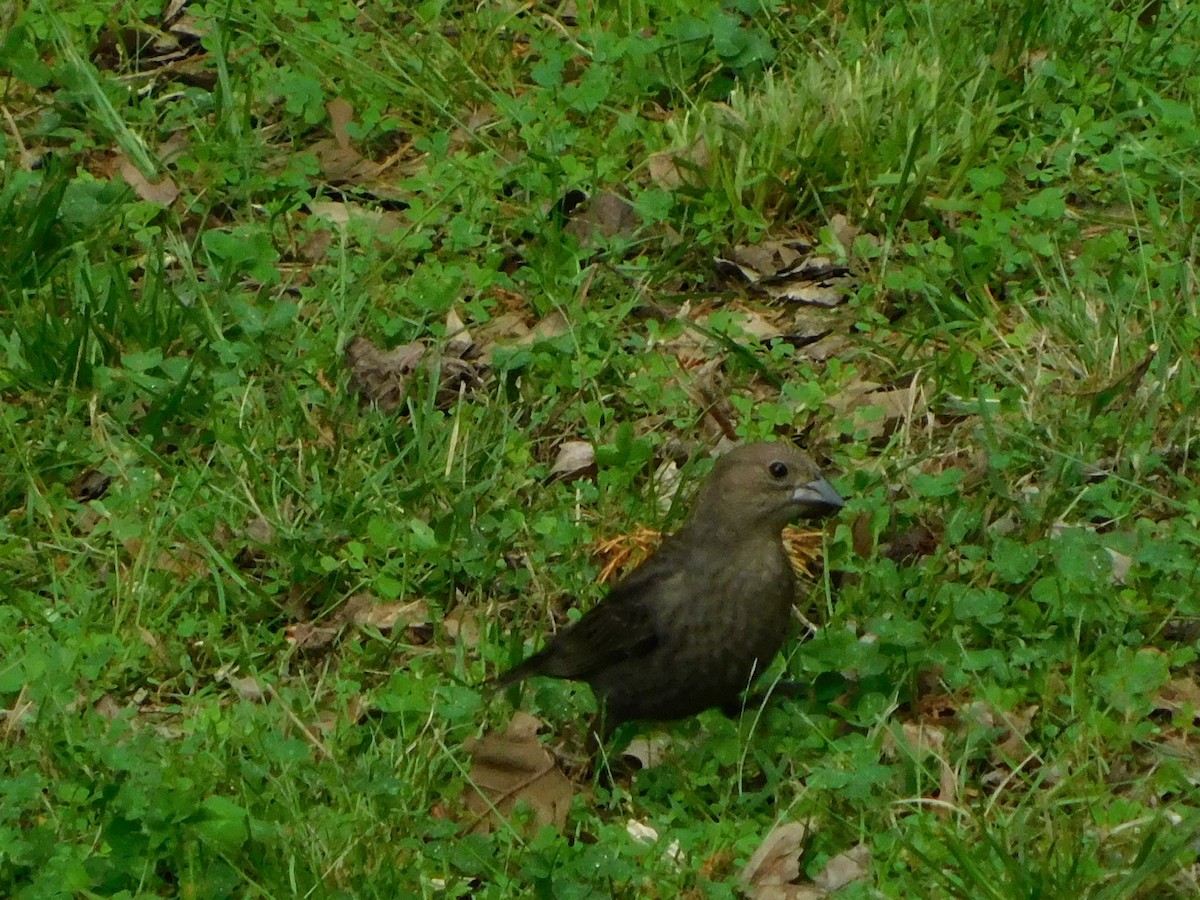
[{"x1": 485, "y1": 657, "x2": 536, "y2": 689}]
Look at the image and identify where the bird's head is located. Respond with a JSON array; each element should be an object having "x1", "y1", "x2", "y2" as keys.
[{"x1": 691, "y1": 441, "x2": 844, "y2": 533}]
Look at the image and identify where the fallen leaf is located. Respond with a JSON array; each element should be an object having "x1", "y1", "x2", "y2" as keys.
[
  {"x1": 475, "y1": 312, "x2": 533, "y2": 359},
  {"x1": 284, "y1": 622, "x2": 339, "y2": 650},
  {"x1": 443, "y1": 608, "x2": 481, "y2": 647},
  {"x1": 1107, "y1": 548, "x2": 1132, "y2": 585},
  {"x1": 885, "y1": 722, "x2": 957, "y2": 811},
  {"x1": 284, "y1": 594, "x2": 428, "y2": 650},
  {"x1": 549, "y1": 440, "x2": 596, "y2": 482},
  {"x1": 624, "y1": 819, "x2": 684, "y2": 866},
  {"x1": 464, "y1": 713, "x2": 574, "y2": 834},
  {"x1": 990, "y1": 705, "x2": 1038, "y2": 765},
  {"x1": 622, "y1": 735, "x2": 670, "y2": 769},
  {"x1": 344, "y1": 335, "x2": 426, "y2": 411},
  {"x1": 72, "y1": 468, "x2": 113, "y2": 501},
  {"x1": 344, "y1": 595, "x2": 429, "y2": 633},
  {"x1": 245, "y1": 516, "x2": 275, "y2": 545},
  {"x1": 881, "y1": 523, "x2": 940, "y2": 564},
  {"x1": 647, "y1": 137, "x2": 710, "y2": 190},
  {"x1": 825, "y1": 378, "x2": 927, "y2": 441},
  {"x1": 715, "y1": 238, "x2": 856, "y2": 308},
  {"x1": 741, "y1": 822, "x2": 808, "y2": 893},
  {"x1": 1, "y1": 688, "x2": 35, "y2": 741},
  {"x1": 445, "y1": 308, "x2": 474, "y2": 359},
  {"x1": 886, "y1": 721, "x2": 947, "y2": 757},
  {"x1": 520, "y1": 309, "x2": 571, "y2": 343},
  {"x1": 221, "y1": 672, "x2": 267, "y2": 703},
  {"x1": 827, "y1": 214, "x2": 859, "y2": 253},
  {"x1": 122, "y1": 538, "x2": 210, "y2": 578},
  {"x1": 308, "y1": 201, "x2": 405, "y2": 235},
  {"x1": 652, "y1": 458, "x2": 683, "y2": 515},
  {"x1": 1154, "y1": 678, "x2": 1200, "y2": 726},
  {"x1": 449, "y1": 104, "x2": 496, "y2": 151},
  {"x1": 564, "y1": 190, "x2": 640, "y2": 246},
  {"x1": 812, "y1": 843, "x2": 871, "y2": 893},
  {"x1": 626, "y1": 819, "x2": 660, "y2": 844},
  {"x1": 117, "y1": 154, "x2": 180, "y2": 206},
  {"x1": 94, "y1": 694, "x2": 123, "y2": 721},
  {"x1": 327, "y1": 97, "x2": 355, "y2": 151}
]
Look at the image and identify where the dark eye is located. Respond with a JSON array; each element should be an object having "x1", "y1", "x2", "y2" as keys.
[{"x1": 768, "y1": 461, "x2": 789, "y2": 479}]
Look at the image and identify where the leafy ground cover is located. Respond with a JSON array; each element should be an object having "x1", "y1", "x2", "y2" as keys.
[{"x1": 2, "y1": 0, "x2": 1199, "y2": 896}]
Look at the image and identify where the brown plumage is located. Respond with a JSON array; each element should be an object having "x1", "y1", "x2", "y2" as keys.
[{"x1": 495, "y1": 441, "x2": 844, "y2": 737}]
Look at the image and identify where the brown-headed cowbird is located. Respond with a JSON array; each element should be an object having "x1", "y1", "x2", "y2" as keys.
[{"x1": 495, "y1": 441, "x2": 844, "y2": 737}]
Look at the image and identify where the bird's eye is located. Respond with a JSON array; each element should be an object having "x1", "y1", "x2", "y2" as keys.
[{"x1": 768, "y1": 461, "x2": 789, "y2": 479}]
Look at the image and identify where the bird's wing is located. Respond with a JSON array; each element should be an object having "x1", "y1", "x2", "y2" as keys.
[{"x1": 496, "y1": 543, "x2": 687, "y2": 684}]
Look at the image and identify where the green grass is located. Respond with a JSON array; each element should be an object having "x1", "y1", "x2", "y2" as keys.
[{"x1": 2, "y1": 0, "x2": 1200, "y2": 896}]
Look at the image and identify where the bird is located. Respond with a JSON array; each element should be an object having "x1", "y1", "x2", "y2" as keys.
[{"x1": 494, "y1": 441, "x2": 844, "y2": 740}]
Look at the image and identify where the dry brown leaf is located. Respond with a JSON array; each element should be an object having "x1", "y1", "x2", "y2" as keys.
[
  {"x1": 522, "y1": 309, "x2": 571, "y2": 343},
  {"x1": 309, "y1": 97, "x2": 387, "y2": 183},
  {"x1": 626, "y1": 819, "x2": 660, "y2": 843},
  {"x1": 284, "y1": 594, "x2": 428, "y2": 650},
  {"x1": 116, "y1": 155, "x2": 179, "y2": 206},
  {"x1": 445, "y1": 308, "x2": 474, "y2": 359},
  {"x1": 464, "y1": 712, "x2": 574, "y2": 834},
  {"x1": 327, "y1": 97, "x2": 355, "y2": 152},
  {"x1": 308, "y1": 201, "x2": 405, "y2": 236},
  {"x1": 800, "y1": 333, "x2": 855, "y2": 362},
  {"x1": 886, "y1": 722, "x2": 958, "y2": 811},
  {"x1": 344, "y1": 595, "x2": 429, "y2": 633},
  {"x1": 652, "y1": 458, "x2": 683, "y2": 515},
  {"x1": 886, "y1": 721, "x2": 947, "y2": 757},
  {"x1": 123, "y1": 538, "x2": 210, "y2": 578},
  {"x1": 715, "y1": 239, "x2": 855, "y2": 308},
  {"x1": 564, "y1": 191, "x2": 640, "y2": 246},
  {"x1": 475, "y1": 312, "x2": 532, "y2": 358},
  {"x1": 812, "y1": 843, "x2": 871, "y2": 893},
  {"x1": 245, "y1": 516, "x2": 275, "y2": 545},
  {"x1": 828, "y1": 214, "x2": 860, "y2": 253},
  {"x1": 990, "y1": 705, "x2": 1038, "y2": 764},
  {"x1": 740, "y1": 822, "x2": 808, "y2": 896},
  {"x1": 299, "y1": 226, "x2": 335, "y2": 263},
  {"x1": 1154, "y1": 678, "x2": 1200, "y2": 726},
  {"x1": 647, "y1": 137, "x2": 711, "y2": 190},
  {"x1": 313, "y1": 694, "x2": 367, "y2": 736},
  {"x1": 340, "y1": 316, "x2": 484, "y2": 412},
  {"x1": 344, "y1": 335, "x2": 426, "y2": 411},
  {"x1": 449, "y1": 104, "x2": 496, "y2": 151},
  {"x1": 549, "y1": 440, "x2": 596, "y2": 482},
  {"x1": 443, "y1": 608, "x2": 481, "y2": 647},
  {"x1": 1, "y1": 688, "x2": 36, "y2": 741},
  {"x1": 783, "y1": 307, "x2": 841, "y2": 346},
  {"x1": 727, "y1": 307, "x2": 784, "y2": 342},
  {"x1": 622, "y1": 735, "x2": 671, "y2": 769},
  {"x1": 825, "y1": 379, "x2": 927, "y2": 441},
  {"x1": 881, "y1": 523, "x2": 941, "y2": 565},
  {"x1": 284, "y1": 622, "x2": 340, "y2": 650},
  {"x1": 1107, "y1": 548, "x2": 1133, "y2": 584},
  {"x1": 223, "y1": 673, "x2": 267, "y2": 703},
  {"x1": 742, "y1": 822, "x2": 869, "y2": 899},
  {"x1": 93, "y1": 694, "x2": 123, "y2": 721},
  {"x1": 72, "y1": 468, "x2": 113, "y2": 501}
]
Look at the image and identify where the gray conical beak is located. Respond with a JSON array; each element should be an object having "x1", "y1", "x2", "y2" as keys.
[{"x1": 793, "y1": 475, "x2": 844, "y2": 511}]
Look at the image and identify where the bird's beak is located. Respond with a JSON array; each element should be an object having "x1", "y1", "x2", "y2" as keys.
[{"x1": 793, "y1": 476, "x2": 844, "y2": 511}]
